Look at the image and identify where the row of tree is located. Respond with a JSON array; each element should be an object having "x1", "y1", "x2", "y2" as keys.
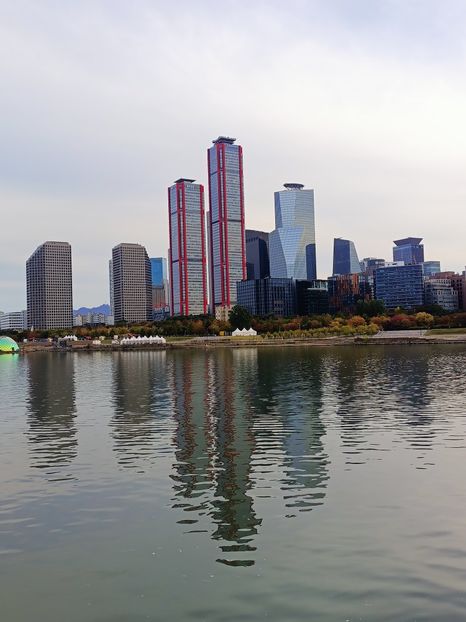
[{"x1": 6, "y1": 306, "x2": 466, "y2": 341}]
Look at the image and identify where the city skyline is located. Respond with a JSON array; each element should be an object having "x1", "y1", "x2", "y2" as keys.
[{"x1": 1, "y1": 1, "x2": 466, "y2": 311}]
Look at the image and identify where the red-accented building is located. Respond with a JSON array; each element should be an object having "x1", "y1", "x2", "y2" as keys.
[
  {"x1": 207, "y1": 136, "x2": 246, "y2": 319},
  {"x1": 168, "y1": 179, "x2": 208, "y2": 316}
]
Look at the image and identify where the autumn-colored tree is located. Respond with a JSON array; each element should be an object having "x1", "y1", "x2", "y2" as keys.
[
  {"x1": 415, "y1": 312, "x2": 434, "y2": 328},
  {"x1": 347, "y1": 315, "x2": 366, "y2": 327},
  {"x1": 387, "y1": 314, "x2": 416, "y2": 330}
]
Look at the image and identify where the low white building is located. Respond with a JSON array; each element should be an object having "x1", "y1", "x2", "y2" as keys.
[
  {"x1": 73, "y1": 313, "x2": 114, "y2": 326},
  {"x1": 0, "y1": 310, "x2": 27, "y2": 331}
]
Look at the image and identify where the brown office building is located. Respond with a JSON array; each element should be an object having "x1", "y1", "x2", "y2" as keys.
[{"x1": 26, "y1": 241, "x2": 73, "y2": 330}]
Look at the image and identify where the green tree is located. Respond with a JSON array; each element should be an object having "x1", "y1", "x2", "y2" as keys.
[
  {"x1": 356, "y1": 299, "x2": 386, "y2": 317},
  {"x1": 229, "y1": 305, "x2": 252, "y2": 330}
]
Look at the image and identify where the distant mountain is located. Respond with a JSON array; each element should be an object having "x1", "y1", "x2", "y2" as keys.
[{"x1": 73, "y1": 304, "x2": 111, "y2": 316}]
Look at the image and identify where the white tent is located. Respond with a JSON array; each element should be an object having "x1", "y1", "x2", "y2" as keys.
[
  {"x1": 232, "y1": 327, "x2": 257, "y2": 337},
  {"x1": 121, "y1": 335, "x2": 166, "y2": 346}
]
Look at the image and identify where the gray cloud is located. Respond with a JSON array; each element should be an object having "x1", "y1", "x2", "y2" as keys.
[{"x1": 1, "y1": 1, "x2": 465, "y2": 310}]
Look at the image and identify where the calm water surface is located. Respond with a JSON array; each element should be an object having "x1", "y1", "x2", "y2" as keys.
[{"x1": 1, "y1": 346, "x2": 466, "y2": 621}]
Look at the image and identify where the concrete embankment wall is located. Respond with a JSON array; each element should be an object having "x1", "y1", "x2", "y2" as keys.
[{"x1": 19, "y1": 334, "x2": 466, "y2": 354}]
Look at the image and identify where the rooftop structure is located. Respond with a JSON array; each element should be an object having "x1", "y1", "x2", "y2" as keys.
[
  {"x1": 392, "y1": 237, "x2": 424, "y2": 265},
  {"x1": 283, "y1": 183, "x2": 305, "y2": 190},
  {"x1": 212, "y1": 136, "x2": 236, "y2": 144}
]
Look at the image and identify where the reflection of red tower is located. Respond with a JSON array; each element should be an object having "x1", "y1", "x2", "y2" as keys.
[
  {"x1": 207, "y1": 137, "x2": 246, "y2": 315},
  {"x1": 168, "y1": 179, "x2": 208, "y2": 316},
  {"x1": 171, "y1": 352, "x2": 215, "y2": 499}
]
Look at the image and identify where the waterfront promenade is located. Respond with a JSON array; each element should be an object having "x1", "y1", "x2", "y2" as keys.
[{"x1": 17, "y1": 330, "x2": 466, "y2": 354}]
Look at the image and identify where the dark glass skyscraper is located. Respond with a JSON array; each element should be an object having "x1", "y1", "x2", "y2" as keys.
[
  {"x1": 392, "y1": 238, "x2": 424, "y2": 265},
  {"x1": 245, "y1": 229, "x2": 270, "y2": 280},
  {"x1": 207, "y1": 136, "x2": 246, "y2": 318},
  {"x1": 296, "y1": 280, "x2": 329, "y2": 315},
  {"x1": 332, "y1": 238, "x2": 361, "y2": 275},
  {"x1": 237, "y1": 278, "x2": 296, "y2": 317},
  {"x1": 168, "y1": 178, "x2": 208, "y2": 316}
]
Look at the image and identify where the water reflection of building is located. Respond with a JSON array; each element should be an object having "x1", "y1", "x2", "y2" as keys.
[
  {"x1": 253, "y1": 348, "x2": 329, "y2": 514},
  {"x1": 211, "y1": 349, "x2": 260, "y2": 564},
  {"x1": 388, "y1": 350, "x2": 435, "y2": 454},
  {"x1": 170, "y1": 349, "x2": 260, "y2": 567},
  {"x1": 170, "y1": 347, "x2": 331, "y2": 565},
  {"x1": 331, "y1": 348, "x2": 435, "y2": 461},
  {"x1": 111, "y1": 350, "x2": 169, "y2": 470},
  {"x1": 332, "y1": 348, "x2": 386, "y2": 460},
  {"x1": 26, "y1": 353, "x2": 77, "y2": 472},
  {"x1": 170, "y1": 350, "x2": 214, "y2": 502}
]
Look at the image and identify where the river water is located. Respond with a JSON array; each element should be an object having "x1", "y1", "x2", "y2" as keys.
[{"x1": 1, "y1": 346, "x2": 466, "y2": 621}]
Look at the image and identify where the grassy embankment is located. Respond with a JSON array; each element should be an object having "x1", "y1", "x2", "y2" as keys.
[{"x1": 427, "y1": 328, "x2": 466, "y2": 335}]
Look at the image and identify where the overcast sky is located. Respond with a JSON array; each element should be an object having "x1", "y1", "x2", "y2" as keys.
[{"x1": 1, "y1": 0, "x2": 465, "y2": 310}]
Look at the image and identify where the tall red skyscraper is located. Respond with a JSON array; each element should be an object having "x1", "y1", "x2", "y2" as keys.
[
  {"x1": 168, "y1": 178, "x2": 208, "y2": 316},
  {"x1": 207, "y1": 136, "x2": 246, "y2": 319}
]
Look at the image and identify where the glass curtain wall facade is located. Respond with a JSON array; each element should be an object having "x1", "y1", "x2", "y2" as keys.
[
  {"x1": 150, "y1": 258, "x2": 167, "y2": 287},
  {"x1": 374, "y1": 264, "x2": 424, "y2": 309},
  {"x1": 328, "y1": 274, "x2": 371, "y2": 314},
  {"x1": 150, "y1": 257, "x2": 169, "y2": 311},
  {"x1": 421, "y1": 261, "x2": 441, "y2": 277},
  {"x1": 168, "y1": 179, "x2": 208, "y2": 316},
  {"x1": 207, "y1": 137, "x2": 246, "y2": 314},
  {"x1": 246, "y1": 229, "x2": 270, "y2": 280},
  {"x1": 360, "y1": 257, "x2": 385, "y2": 277},
  {"x1": 269, "y1": 183, "x2": 316, "y2": 281},
  {"x1": 237, "y1": 277, "x2": 296, "y2": 317},
  {"x1": 332, "y1": 238, "x2": 361, "y2": 275},
  {"x1": 296, "y1": 280, "x2": 329, "y2": 315},
  {"x1": 392, "y1": 238, "x2": 424, "y2": 264}
]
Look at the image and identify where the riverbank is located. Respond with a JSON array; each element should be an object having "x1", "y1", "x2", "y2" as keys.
[{"x1": 18, "y1": 332, "x2": 466, "y2": 353}]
